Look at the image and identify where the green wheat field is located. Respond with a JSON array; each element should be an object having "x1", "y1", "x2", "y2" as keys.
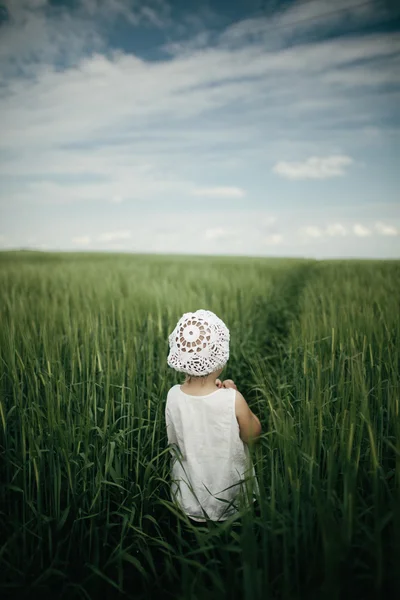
[{"x1": 0, "y1": 251, "x2": 399, "y2": 600}]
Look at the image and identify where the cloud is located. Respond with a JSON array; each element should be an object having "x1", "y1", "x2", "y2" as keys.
[
  {"x1": 72, "y1": 235, "x2": 91, "y2": 246},
  {"x1": 302, "y1": 226, "x2": 323, "y2": 238},
  {"x1": 262, "y1": 216, "x2": 277, "y2": 227},
  {"x1": 302, "y1": 223, "x2": 381, "y2": 239},
  {"x1": 277, "y1": 0, "x2": 388, "y2": 34},
  {"x1": 353, "y1": 223, "x2": 371, "y2": 237},
  {"x1": 263, "y1": 233, "x2": 283, "y2": 245},
  {"x1": 0, "y1": 1, "x2": 102, "y2": 77},
  {"x1": 189, "y1": 0, "x2": 391, "y2": 53},
  {"x1": 326, "y1": 223, "x2": 347, "y2": 236},
  {"x1": 0, "y1": 0, "x2": 399, "y2": 260},
  {"x1": 5, "y1": 172, "x2": 192, "y2": 205},
  {"x1": 2, "y1": 25, "x2": 397, "y2": 162},
  {"x1": 375, "y1": 221, "x2": 398, "y2": 236},
  {"x1": 273, "y1": 155, "x2": 353, "y2": 180},
  {"x1": 204, "y1": 227, "x2": 235, "y2": 241},
  {"x1": 3, "y1": 207, "x2": 400, "y2": 257},
  {"x1": 97, "y1": 230, "x2": 132, "y2": 242},
  {"x1": 191, "y1": 186, "x2": 245, "y2": 199},
  {"x1": 300, "y1": 222, "x2": 382, "y2": 240},
  {"x1": 0, "y1": 1, "x2": 172, "y2": 82},
  {"x1": 72, "y1": 230, "x2": 133, "y2": 247}
]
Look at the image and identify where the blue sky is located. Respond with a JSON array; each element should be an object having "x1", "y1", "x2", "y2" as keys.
[{"x1": 0, "y1": 0, "x2": 399, "y2": 258}]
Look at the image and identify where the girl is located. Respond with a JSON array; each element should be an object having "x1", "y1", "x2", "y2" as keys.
[{"x1": 165, "y1": 309, "x2": 261, "y2": 524}]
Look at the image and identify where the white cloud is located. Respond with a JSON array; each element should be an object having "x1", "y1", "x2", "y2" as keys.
[
  {"x1": 326, "y1": 223, "x2": 347, "y2": 236},
  {"x1": 263, "y1": 233, "x2": 283, "y2": 245},
  {"x1": 6, "y1": 173, "x2": 191, "y2": 205},
  {"x1": 3, "y1": 208, "x2": 400, "y2": 257},
  {"x1": 191, "y1": 0, "x2": 391, "y2": 53},
  {"x1": 277, "y1": 0, "x2": 388, "y2": 33},
  {"x1": 204, "y1": 227, "x2": 235, "y2": 241},
  {"x1": 303, "y1": 226, "x2": 323, "y2": 238},
  {"x1": 72, "y1": 235, "x2": 91, "y2": 246},
  {"x1": 323, "y1": 64, "x2": 400, "y2": 87},
  {"x1": 0, "y1": 2, "x2": 399, "y2": 260},
  {"x1": 353, "y1": 223, "x2": 371, "y2": 237},
  {"x1": 273, "y1": 155, "x2": 353, "y2": 180},
  {"x1": 191, "y1": 187, "x2": 245, "y2": 199},
  {"x1": 97, "y1": 230, "x2": 132, "y2": 242},
  {"x1": 262, "y1": 216, "x2": 277, "y2": 227},
  {"x1": 375, "y1": 221, "x2": 398, "y2": 236},
  {"x1": 1, "y1": 28, "x2": 397, "y2": 164}
]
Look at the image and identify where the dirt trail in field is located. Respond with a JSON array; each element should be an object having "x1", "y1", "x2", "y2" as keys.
[{"x1": 238, "y1": 261, "x2": 317, "y2": 401}]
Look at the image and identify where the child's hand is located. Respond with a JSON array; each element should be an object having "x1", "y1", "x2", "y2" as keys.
[
  {"x1": 216, "y1": 379, "x2": 237, "y2": 390},
  {"x1": 222, "y1": 379, "x2": 237, "y2": 390}
]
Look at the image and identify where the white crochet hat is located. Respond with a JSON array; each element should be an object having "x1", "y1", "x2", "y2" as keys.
[{"x1": 167, "y1": 309, "x2": 230, "y2": 377}]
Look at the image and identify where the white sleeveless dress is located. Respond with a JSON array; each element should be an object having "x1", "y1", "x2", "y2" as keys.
[{"x1": 165, "y1": 384, "x2": 259, "y2": 522}]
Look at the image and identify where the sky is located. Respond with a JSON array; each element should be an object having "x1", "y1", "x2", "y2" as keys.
[{"x1": 0, "y1": 0, "x2": 399, "y2": 259}]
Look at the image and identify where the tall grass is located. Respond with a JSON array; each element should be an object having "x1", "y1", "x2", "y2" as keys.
[
  {"x1": 0, "y1": 252, "x2": 398, "y2": 599},
  {"x1": 250, "y1": 260, "x2": 400, "y2": 599}
]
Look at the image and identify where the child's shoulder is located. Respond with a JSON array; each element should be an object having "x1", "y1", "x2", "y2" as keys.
[
  {"x1": 166, "y1": 385, "x2": 181, "y2": 408},
  {"x1": 167, "y1": 384, "x2": 180, "y2": 397}
]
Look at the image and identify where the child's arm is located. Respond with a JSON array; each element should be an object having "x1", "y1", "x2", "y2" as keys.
[{"x1": 234, "y1": 390, "x2": 262, "y2": 443}]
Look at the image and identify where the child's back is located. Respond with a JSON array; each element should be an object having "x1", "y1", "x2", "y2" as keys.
[{"x1": 165, "y1": 383, "x2": 259, "y2": 522}]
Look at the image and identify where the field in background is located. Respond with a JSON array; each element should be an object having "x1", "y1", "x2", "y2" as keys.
[{"x1": 0, "y1": 251, "x2": 399, "y2": 600}]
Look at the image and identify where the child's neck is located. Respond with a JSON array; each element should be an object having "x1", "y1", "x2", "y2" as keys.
[{"x1": 181, "y1": 375, "x2": 218, "y2": 394}]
